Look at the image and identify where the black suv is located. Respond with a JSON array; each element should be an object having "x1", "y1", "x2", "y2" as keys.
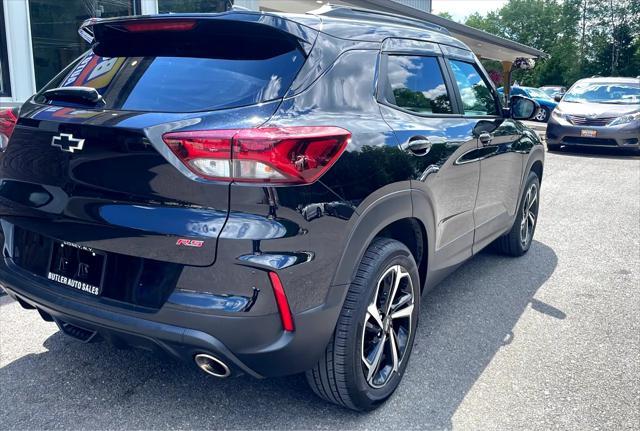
[{"x1": 0, "y1": 6, "x2": 544, "y2": 411}]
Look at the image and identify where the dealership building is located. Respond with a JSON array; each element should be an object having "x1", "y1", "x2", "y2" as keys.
[{"x1": 0, "y1": 0, "x2": 546, "y2": 107}]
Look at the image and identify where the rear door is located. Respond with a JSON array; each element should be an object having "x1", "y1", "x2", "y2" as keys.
[
  {"x1": 0, "y1": 15, "x2": 313, "y2": 266},
  {"x1": 377, "y1": 39, "x2": 481, "y2": 270}
]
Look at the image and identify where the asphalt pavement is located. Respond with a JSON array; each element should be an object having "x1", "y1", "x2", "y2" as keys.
[{"x1": 1, "y1": 144, "x2": 639, "y2": 430}]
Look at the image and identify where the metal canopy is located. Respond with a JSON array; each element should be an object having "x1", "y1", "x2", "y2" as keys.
[{"x1": 338, "y1": 0, "x2": 549, "y2": 61}]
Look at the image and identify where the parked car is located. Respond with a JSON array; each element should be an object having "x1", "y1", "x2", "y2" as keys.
[
  {"x1": 498, "y1": 86, "x2": 558, "y2": 122},
  {"x1": 547, "y1": 77, "x2": 640, "y2": 152},
  {"x1": 540, "y1": 85, "x2": 567, "y2": 100},
  {"x1": 0, "y1": 6, "x2": 544, "y2": 411}
]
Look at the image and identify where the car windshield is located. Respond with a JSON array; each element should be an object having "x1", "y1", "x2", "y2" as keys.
[
  {"x1": 527, "y1": 88, "x2": 553, "y2": 100},
  {"x1": 563, "y1": 81, "x2": 640, "y2": 104}
]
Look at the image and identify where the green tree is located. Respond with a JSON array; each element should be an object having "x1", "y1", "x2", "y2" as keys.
[
  {"x1": 437, "y1": 11, "x2": 454, "y2": 20},
  {"x1": 464, "y1": 0, "x2": 640, "y2": 87}
]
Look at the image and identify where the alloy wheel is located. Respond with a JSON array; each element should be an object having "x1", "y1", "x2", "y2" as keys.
[
  {"x1": 520, "y1": 182, "x2": 539, "y2": 247},
  {"x1": 534, "y1": 108, "x2": 548, "y2": 122},
  {"x1": 361, "y1": 264, "x2": 415, "y2": 389}
]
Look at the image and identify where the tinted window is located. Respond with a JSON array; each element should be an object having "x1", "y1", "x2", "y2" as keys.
[
  {"x1": 449, "y1": 60, "x2": 499, "y2": 116},
  {"x1": 39, "y1": 48, "x2": 304, "y2": 113},
  {"x1": 385, "y1": 56, "x2": 453, "y2": 114},
  {"x1": 526, "y1": 87, "x2": 554, "y2": 100}
]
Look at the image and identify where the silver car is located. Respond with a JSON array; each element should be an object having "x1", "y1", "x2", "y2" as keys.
[{"x1": 546, "y1": 77, "x2": 640, "y2": 153}]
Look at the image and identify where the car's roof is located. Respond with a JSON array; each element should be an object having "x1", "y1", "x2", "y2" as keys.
[{"x1": 278, "y1": 8, "x2": 471, "y2": 52}]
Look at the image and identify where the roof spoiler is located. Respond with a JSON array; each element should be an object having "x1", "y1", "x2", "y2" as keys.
[{"x1": 78, "y1": 13, "x2": 319, "y2": 54}]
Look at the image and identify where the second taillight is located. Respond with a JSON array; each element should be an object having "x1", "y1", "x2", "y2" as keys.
[
  {"x1": 162, "y1": 126, "x2": 350, "y2": 185},
  {"x1": 0, "y1": 108, "x2": 18, "y2": 151}
]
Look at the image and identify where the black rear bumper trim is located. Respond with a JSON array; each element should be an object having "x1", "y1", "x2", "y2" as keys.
[{"x1": 0, "y1": 262, "x2": 263, "y2": 378}]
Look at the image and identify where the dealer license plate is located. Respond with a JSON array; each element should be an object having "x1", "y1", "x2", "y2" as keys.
[{"x1": 47, "y1": 241, "x2": 105, "y2": 296}]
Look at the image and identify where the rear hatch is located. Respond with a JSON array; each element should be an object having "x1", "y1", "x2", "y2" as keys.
[{"x1": 0, "y1": 13, "x2": 315, "y2": 266}]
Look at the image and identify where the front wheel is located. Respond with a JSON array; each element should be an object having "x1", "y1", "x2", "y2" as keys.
[
  {"x1": 494, "y1": 171, "x2": 540, "y2": 256},
  {"x1": 534, "y1": 106, "x2": 550, "y2": 122},
  {"x1": 306, "y1": 238, "x2": 420, "y2": 411}
]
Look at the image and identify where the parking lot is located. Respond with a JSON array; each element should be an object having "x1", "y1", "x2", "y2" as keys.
[{"x1": 1, "y1": 144, "x2": 639, "y2": 430}]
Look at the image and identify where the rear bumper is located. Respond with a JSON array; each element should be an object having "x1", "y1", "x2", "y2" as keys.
[
  {"x1": 546, "y1": 119, "x2": 640, "y2": 148},
  {"x1": 0, "y1": 256, "x2": 345, "y2": 378}
]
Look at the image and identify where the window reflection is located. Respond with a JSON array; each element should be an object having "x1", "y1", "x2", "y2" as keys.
[
  {"x1": 448, "y1": 60, "x2": 498, "y2": 116},
  {"x1": 45, "y1": 49, "x2": 303, "y2": 113},
  {"x1": 385, "y1": 55, "x2": 453, "y2": 114}
]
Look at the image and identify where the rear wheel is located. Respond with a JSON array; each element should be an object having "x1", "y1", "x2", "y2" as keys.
[
  {"x1": 494, "y1": 171, "x2": 540, "y2": 256},
  {"x1": 306, "y1": 238, "x2": 420, "y2": 411}
]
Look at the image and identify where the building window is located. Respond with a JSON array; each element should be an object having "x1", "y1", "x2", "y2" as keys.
[
  {"x1": 28, "y1": 0, "x2": 140, "y2": 91},
  {"x1": 0, "y1": 3, "x2": 11, "y2": 97},
  {"x1": 158, "y1": 0, "x2": 230, "y2": 13}
]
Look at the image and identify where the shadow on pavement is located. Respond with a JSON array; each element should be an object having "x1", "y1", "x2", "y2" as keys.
[{"x1": 0, "y1": 241, "x2": 558, "y2": 429}]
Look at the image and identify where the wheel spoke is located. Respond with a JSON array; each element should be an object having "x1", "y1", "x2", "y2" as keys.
[
  {"x1": 385, "y1": 265, "x2": 403, "y2": 315},
  {"x1": 392, "y1": 293, "x2": 412, "y2": 313},
  {"x1": 366, "y1": 303, "x2": 384, "y2": 331},
  {"x1": 366, "y1": 333, "x2": 386, "y2": 382},
  {"x1": 391, "y1": 302, "x2": 414, "y2": 320},
  {"x1": 388, "y1": 328, "x2": 400, "y2": 372},
  {"x1": 528, "y1": 211, "x2": 536, "y2": 226},
  {"x1": 528, "y1": 190, "x2": 537, "y2": 209}
]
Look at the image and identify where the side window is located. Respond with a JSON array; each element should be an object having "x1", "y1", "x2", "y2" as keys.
[
  {"x1": 384, "y1": 55, "x2": 453, "y2": 115},
  {"x1": 448, "y1": 60, "x2": 499, "y2": 116}
]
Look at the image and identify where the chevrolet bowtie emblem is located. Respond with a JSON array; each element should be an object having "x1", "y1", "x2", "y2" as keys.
[{"x1": 51, "y1": 133, "x2": 85, "y2": 153}]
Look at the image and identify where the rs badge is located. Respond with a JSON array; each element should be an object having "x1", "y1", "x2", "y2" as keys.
[{"x1": 176, "y1": 239, "x2": 204, "y2": 248}]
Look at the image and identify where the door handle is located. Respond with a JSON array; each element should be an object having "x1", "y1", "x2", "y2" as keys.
[
  {"x1": 400, "y1": 136, "x2": 432, "y2": 156},
  {"x1": 478, "y1": 132, "x2": 494, "y2": 146}
]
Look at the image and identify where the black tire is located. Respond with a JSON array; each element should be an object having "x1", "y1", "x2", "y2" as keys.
[
  {"x1": 547, "y1": 143, "x2": 562, "y2": 152},
  {"x1": 494, "y1": 171, "x2": 540, "y2": 256},
  {"x1": 306, "y1": 238, "x2": 420, "y2": 411}
]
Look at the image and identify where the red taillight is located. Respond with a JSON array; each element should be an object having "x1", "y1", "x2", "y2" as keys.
[
  {"x1": 0, "y1": 108, "x2": 18, "y2": 151},
  {"x1": 123, "y1": 20, "x2": 197, "y2": 32},
  {"x1": 162, "y1": 126, "x2": 351, "y2": 184},
  {"x1": 268, "y1": 271, "x2": 295, "y2": 332}
]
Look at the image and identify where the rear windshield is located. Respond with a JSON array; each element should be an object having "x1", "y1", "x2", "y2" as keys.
[{"x1": 36, "y1": 37, "x2": 305, "y2": 113}]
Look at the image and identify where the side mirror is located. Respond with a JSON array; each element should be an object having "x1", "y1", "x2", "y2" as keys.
[
  {"x1": 554, "y1": 94, "x2": 563, "y2": 102},
  {"x1": 510, "y1": 95, "x2": 539, "y2": 120}
]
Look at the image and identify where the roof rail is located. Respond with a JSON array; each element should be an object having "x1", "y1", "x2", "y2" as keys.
[{"x1": 309, "y1": 4, "x2": 450, "y2": 36}]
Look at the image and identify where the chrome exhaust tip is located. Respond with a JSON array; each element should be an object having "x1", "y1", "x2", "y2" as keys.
[{"x1": 194, "y1": 353, "x2": 231, "y2": 378}]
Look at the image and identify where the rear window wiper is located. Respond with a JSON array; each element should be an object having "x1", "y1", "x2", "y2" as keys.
[{"x1": 41, "y1": 86, "x2": 106, "y2": 107}]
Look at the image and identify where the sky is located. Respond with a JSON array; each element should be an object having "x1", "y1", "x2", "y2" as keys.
[{"x1": 431, "y1": 0, "x2": 508, "y2": 23}]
